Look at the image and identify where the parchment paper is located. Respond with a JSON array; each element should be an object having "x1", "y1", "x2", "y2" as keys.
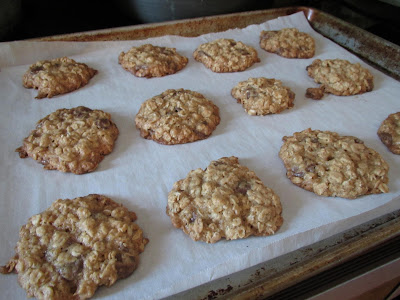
[{"x1": 1, "y1": 12, "x2": 399, "y2": 300}]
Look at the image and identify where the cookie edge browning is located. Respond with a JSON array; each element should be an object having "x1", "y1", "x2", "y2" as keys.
[
  {"x1": 22, "y1": 57, "x2": 98, "y2": 99},
  {"x1": 193, "y1": 38, "x2": 260, "y2": 73},
  {"x1": 1, "y1": 194, "x2": 148, "y2": 299},
  {"x1": 16, "y1": 106, "x2": 119, "y2": 174},
  {"x1": 377, "y1": 112, "x2": 400, "y2": 155},
  {"x1": 118, "y1": 44, "x2": 189, "y2": 78},
  {"x1": 279, "y1": 128, "x2": 389, "y2": 199},
  {"x1": 135, "y1": 89, "x2": 221, "y2": 145},
  {"x1": 166, "y1": 156, "x2": 283, "y2": 243}
]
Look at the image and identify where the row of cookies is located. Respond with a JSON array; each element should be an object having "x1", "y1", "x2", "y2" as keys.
[
  {"x1": 23, "y1": 28, "x2": 371, "y2": 102},
  {"x1": 14, "y1": 85, "x2": 399, "y2": 175}
]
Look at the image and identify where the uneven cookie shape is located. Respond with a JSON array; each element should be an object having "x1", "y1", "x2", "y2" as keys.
[
  {"x1": 16, "y1": 106, "x2": 119, "y2": 174},
  {"x1": 279, "y1": 128, "x2": 389, "y2": 199},
  {"x1": 231, "y1": 77, "x2": 295, "y2": 115},
  {"x1": 0, "y1": 194, "x2": 148, "y2": 300},
  {"x1": 23, "y1": 57, "x2": 97, "y2": 99},
  {"x1": 193, "y1": 38, "x2": 260, "y2": 73},
  {"x1": 135, "y1": 89, "x2": 220, "y2": 145},
  {"x1": 166, "y1": 156, "x2": 283, "y2": 243},
  {"x1": 118, "y1": 44, "x2": 188, "y2": 78},
  {"x1": 305, "y1": 59, "x2": 374, "y2": 100},
  {"x1": 378, "y1": 112, "x2": 400, "y2": 155},
  {"x1": 260, "y1": 28, "x2": 315, "y2": 58}
]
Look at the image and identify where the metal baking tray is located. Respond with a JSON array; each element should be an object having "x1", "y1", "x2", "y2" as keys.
[{"x1": 35, "y1": 7, "x2": 400, "y2": 299}]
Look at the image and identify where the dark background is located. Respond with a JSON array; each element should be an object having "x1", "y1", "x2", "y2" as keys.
[{"x1": 1, "y1": 0, "x2": 400, "y2": 46}]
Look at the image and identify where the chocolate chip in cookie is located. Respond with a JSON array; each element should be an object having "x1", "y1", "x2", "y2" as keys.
[
  {"x1": 118, "y1": 44, "x2": 188, "y2": 78},
  {"x1": 260, "y1": 28, "x2": 315, "y2": 59},
  {"x1": 231, "y1": 77, "x2": 295, "y2": 115},
  {"x1": 1, "y1": 194, "x2": 148, "y2": 300},
  {"x1": 279, "y1": 128, "x2": 389, "y2": 199},
  {"x1": 378, "y1": 112, "x2": 400, "y2": 155},
  {"x1": 23, "y1": 57, "x2": 97, "y2": 99},
  {"x1": 16, "y1": 106, "x2": 119, "y2": 174},
  {"x1": 305, "y1": 59, "x2": 374, "y2": 100},
  {"x1": 166, "y1": 156, "x2": 283, "y2": 243},
  {"x1": 193, "y1": 38, "x2": 260, "y2": 73},
  {"x1": 135, "y1": 89, "x2": 220, "y2": 145}
]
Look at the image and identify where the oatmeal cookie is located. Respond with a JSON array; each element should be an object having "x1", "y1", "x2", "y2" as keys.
[
  {"x1": 279, "y1": 128, "x2": 389, "y2": 199},
  {"x1": 16, "y1": 106, "x2": 119, "y2": 174},
  {"x1": 260, "y1": 28, "x2": 315, "y2": 58},
  {"x1": 193, "y1": 38, "x2": 260, "y2": 73},
  {"x1": 166, "y1": 156, "x2": 283, "y2": 243},
  {"x1": 231, "y1": 77, "x2": 295, "y2": 115},
  {"x1": 378, "y1": 112, "x2": 400, "y2": 155},
  {"x1": 118, "y1": 44, "x2": 188, "y2": 78},
  {"x1": 305, "y1": 59, "x2": 374, "y2": 100},
  {"x1": 23, "y1": 57, "x2": 97, "y2": 99},
  {"x1": 0, "y1": 194, "x2": 148, "y2": 300},
  {"x1": 135, "y1": 89, "x2": 220, "y2": 145}
]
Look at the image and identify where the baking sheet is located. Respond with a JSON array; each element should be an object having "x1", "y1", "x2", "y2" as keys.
[{"x1": 0, "y1": 12, "x2": 399, "y2": 300}]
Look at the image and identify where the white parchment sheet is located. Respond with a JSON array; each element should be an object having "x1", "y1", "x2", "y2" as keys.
[{"x1": 1, "y1": 12, "x2": 399, "y2": 300}]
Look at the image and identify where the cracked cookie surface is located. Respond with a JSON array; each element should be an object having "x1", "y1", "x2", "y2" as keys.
[
  {"x1": 16, "y1": 106, "x2": 119, "y2": 174},
  {"x1": 231, "y1": 77, "x2": 295, "y2": 115},
  {"x1": 118, "y1": 44, "x2": 188, "y2": 78},
  {"x1": 260, "y1": 28, "x2": 315, "y2": 58},
  {"x1": 279, "y1": 128, "x2": 389, "y2": 199},
  {"x1": 1, "y1": 194, "x2": 148, "y2": 300},
  {"x1": 193, "y1": 38, "x2": 260, "y2": 73},
  {"x1": 166, "y1": 156, "x2": 283, "y2": 243},
  {"x1": 378, "y1": 112, "x2": 400, "y2": 155},
  {"x1": 305, "y1": 59, "x2": 374, "y2": 100},
  {"x1": 135, "y1": 89, "x2": 220, "y2": 145},
  {"x1": 23, "y1": 57, "x2": 97, "y2": 99}
]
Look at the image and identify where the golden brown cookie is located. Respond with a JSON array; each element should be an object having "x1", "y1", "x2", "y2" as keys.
[
  {"x1": 193, "y1": 38, "x2": 260, "y2": 73},
  {"x1": 23, "y1": 57, "x2": 97, "y2": 99},
  {"x1": 1, "y1": 194, "x2": 148, "y2": 300},
  {"x1": 231, "y1": 77, "x2": 295, "y2": 115},
  {"x1": 135, "y1": 89, "x2": 220, "y2": 145},
  {"x1": 118, "y1": 44, "x2": 188, "y2": 78},
  {"x1": 16, "y1": 106, "x2": 119, "y2": 174},
  {"x1": 260, "y1": 28, "x2": 315, "y2": 59},
  {"x1": 378, "y1": 112, "x2": 400, "y2": 155},
  {"x1": 166, "y1": 156, "x2": 283, "y2": 243},
  {"x1": 305, "y1": 59, "x2": 374, "y2": 100},
  {"x1": 279, "y1": 128, "x2": 389, "y2": 199}
]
